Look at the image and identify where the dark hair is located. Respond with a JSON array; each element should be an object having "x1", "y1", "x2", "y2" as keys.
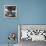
[{"x1": 7, "y1": 6, "x2": 16, "y2": 11}]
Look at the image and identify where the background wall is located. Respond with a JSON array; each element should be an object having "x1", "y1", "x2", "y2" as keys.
[
  {"x1": 0, "y1": 0, "x2": 19, "y2": 44},
  {"x1": 19, "y1": 0, "x2": 46, "y2": 24},
  {"x1": 0, "y1": 0, "x2": 46, "y2": 44}
]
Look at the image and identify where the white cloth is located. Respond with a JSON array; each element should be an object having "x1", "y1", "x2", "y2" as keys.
[
  {"x1": 21, "y1": 30, "x2": 28, "y2": 39},
  {"x1": 31, "y1": 35, "x2": 45, "y2": 41}
]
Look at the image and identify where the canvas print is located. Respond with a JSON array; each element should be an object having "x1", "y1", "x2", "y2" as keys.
[
  {"x1": 18, "y1": 25, "x2": 46, "y2": 46},
  {"x1": 18, "y1": 25, "x2": 46, "y2": 41},
  {"x1": 4, "y1": 5, "x2": 17, "y2": 17}
]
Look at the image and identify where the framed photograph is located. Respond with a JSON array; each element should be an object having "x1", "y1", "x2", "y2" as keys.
[
  {"x1": 18, "y1": 24, "x2": 46, "y2": 41},
  {"x1": 4, "y1": 5, "x2": 17, "y2": 17}
]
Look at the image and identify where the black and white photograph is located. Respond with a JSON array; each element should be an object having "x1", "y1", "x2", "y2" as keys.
[
  {"x1": 4, "y1": 5, "x2": 17, "y2": 17},
  {"x1": 18, "y1": 25, "x2": 46, "y2": 46}
]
